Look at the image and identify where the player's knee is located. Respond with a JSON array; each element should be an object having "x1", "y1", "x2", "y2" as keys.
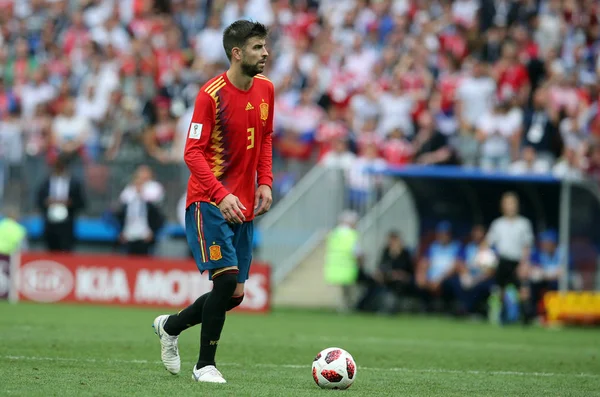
[
  {"x1": 212, "y1": 270, "x2": 238, "y2": 299},
  {"x1": 227, "y1": 294, "x2": 244, "y2": 311}
]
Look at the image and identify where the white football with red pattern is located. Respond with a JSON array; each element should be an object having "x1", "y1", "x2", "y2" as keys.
[{"x1": 311, "y1": 347, "x2": 357, "y2": 390}]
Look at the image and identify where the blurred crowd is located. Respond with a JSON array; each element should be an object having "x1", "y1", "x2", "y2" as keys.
[{"x1": 1, "y1": 0, "x2": 600, "y2": 216}]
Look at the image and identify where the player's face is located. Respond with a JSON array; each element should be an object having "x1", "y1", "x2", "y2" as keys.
[{"x1": 240, "y1": 37, "x2": 268, "y2": 77}]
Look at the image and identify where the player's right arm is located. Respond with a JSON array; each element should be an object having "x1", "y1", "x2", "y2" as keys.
[{"x1": 184, "y1": 91, "x2": 230, "y2": 204}]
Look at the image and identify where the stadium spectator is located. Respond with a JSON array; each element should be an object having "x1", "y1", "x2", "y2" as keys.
[
  {"x1": 527, "y1": 229, "x2": 563, "y2": 315},
  {"x1": 553, "y1": 146, "x2": 585, "y2": 180},
  {"x1": 345, "y1": 142, "x2": 386, "y2": 213},
  {"x1": 50, "y1": 97, "x2": 92, "y2": 167},
  {"x1": 416, "y1": 221, "x2": 462, "y2": 313},
  {"x1": 0, "y1": 206, "x2": 27, "y2": 256},
  {"x1": 356, "y1": 230, "x2": 415, "y2": 313},
  {"x1": 320, "y1": 137, "x2": 356, "y2": 172},
  {"x1": 104, "y1": 95, "x2": 147, "y2": 162},
  {"x1": 381, "y1": 127, "x2": 412, "y2": 167},
  {"x1": 143, "y1": 96, "x2": 178, "y2": 164},
  {"x1": 323, "y1": 210, "x2": 362, "y2": 313},
  {"x1": 315, "y1": 105, "x2": 350, "y2": 161},
  {"x1": 508, "y1": 145, "x2": 551, "y2": 175},
  {"x1": 119, "y1": 165, "x2": 164, "y2": 205},
  {"x1": 476, "y1": 98, "x2": 523, "y2": 171},
  {"x1": 115, "y1": 171, "x2": 165, "y2": 256},
  {"x1": 456, "y1": 225, "x2": 495, "y2": 315},
  {"x1": 0, "y1": 104, "x2": 23, "y2": 207},
  {"x1": 19, "y1": 67, "x2": 56, "y2": 119},
  {"x1": 349, "y1": 83, "x2": 381, "y2": 132},
  {"x1": 36, "y1": 154, "x2": 86, "y2": 252},
  {"x1": 455, "y1": 58, "x2": 496, "y2": 138},
  {"x1": 522, "y1": 87, "x2": 561, "y2": 167},
  {"x1": 412, "y1": 111, "x2": 459, "y2": 166}
]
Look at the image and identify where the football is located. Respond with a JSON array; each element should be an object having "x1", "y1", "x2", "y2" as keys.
[
  {"x1": 474, "y1": 248, "x2": 498, "y2": 270},
  {"x1": 312, "y1": 347, "x2": 357, "y2": 390}
]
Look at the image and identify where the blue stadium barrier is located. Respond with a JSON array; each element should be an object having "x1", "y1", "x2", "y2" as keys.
[
  {"x1": 18, "y1": 216, "x2": 186, "y2": 242},
  {"x1": 17, "y1": 215, "x2": 259, "y2": 248},
  {"x1": 381, "y1": 165, "x2": 558, "y2": 183}
]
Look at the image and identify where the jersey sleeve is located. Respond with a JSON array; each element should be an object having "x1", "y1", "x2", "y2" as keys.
[
  {"x1": 257, "y1": 83, "x2": 274, "y2": 188},
  {"x1": 183, "y1": 91, "x2": 230, "y2": 204}
]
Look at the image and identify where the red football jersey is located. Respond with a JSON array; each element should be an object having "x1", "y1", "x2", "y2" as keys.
[{"x1": 184, "y1": 72, "x2": 274, "y2": 221}]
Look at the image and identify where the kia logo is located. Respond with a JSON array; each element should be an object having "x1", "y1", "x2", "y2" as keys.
[{"x1": 20, "y1": 260, "x2": 74, "y2": 302}]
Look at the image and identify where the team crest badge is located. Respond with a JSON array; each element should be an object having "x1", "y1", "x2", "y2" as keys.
[
  {"x1": 260, "y1": 102, "x2": 269, "y2": 121},
  {"x1": 209, "y1": 244, "x2": 222, "y2": 261}
]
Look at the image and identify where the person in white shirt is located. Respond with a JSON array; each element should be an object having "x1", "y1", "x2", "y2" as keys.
[
  {"x1": 552, "y1": 147, "x2": 584, "y2": 181},
  {"x1": 19, "y1": 68, "x2": 56, "y2": 119},
  {"x1": 378, "y1": 81, "x2": 415, "y2": 137},
  {"x1": 320, "y1": 137, "x2": 356, "y2": 171},
  {"x1": 346, "y1": 143, "x2": 386, "y2": 213},
  {"x1": 91, "y1": 15, "x2": 131, "y2": 54},
  {"x1": 119, "y1": 165, "x2": 165, "y2": 205},
  {"x1": 485, "y1": 192, "x2": 535, "y2": 324},
  {"x1": 456, "y1": 58, "x2": 496, "y2": 132},
  {"x1": 0, "y1": 105, "x2": 24, "y2": 207},
  {"x1": 51, "y1": 97, "x2": 92, "y2": 159},
  {"x1": 508, "y1": 146, "x2": 551, "y2": 175},
  {"x1": 115, "y1": 172, "x2": 165, "y2": 255},
  {"x1": 476, "y1": 99, "x2": 523, "y2": 171},
  {"x1": 194, "y1": 14, "x2": 227, "y2": 65}
]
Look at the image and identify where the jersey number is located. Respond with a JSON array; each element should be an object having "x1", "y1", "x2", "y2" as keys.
[{"x1": 247, "y1": 127, "x2": 255, "y2": 149}]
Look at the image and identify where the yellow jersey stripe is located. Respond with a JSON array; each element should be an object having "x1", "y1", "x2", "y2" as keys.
[
  {"x1": 206, "y1": 81, "x2": 227, "y2": 98},
  {"x1": 255, "y1": 74, "x2": 271, "y2": 82},
  {"x1": 204, "y1": 77, "x2": 225, "y2": 94}
]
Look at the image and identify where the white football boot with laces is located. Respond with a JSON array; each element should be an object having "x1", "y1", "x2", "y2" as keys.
[
  {"x1": 152, "y1": 315, "x2": 181, "y2": 375},
  {"x1": 192, "y1": 365, "x2": 227, "y2": 383}
]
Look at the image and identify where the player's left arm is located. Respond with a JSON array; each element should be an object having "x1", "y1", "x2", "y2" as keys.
[{"x1": 255, "y1": 84, "x2": 275, "y2": 216}]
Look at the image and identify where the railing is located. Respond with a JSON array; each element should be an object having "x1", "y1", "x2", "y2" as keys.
[{"x1": 257, "y1": 166, "x2": 345, "y2": 284}]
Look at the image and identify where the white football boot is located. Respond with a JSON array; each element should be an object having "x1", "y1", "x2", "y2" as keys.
[
  {"x1": 192, "y1": 365, "x2": 227, "y2": 383},
  {"x1": 152, "y1": 315, "x2": 181, "y2": 375}
]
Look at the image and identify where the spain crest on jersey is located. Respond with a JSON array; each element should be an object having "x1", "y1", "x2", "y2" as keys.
[
  {"x1": 260, "y1": 102, "x2": 269, "y2": 121},
  {"x1": 209, "y1": 244, "x2": 222, "y2": 261}
]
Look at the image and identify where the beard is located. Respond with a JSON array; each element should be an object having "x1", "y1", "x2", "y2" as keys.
[{"x1": 240, "y1": 59, "x2": 264, "y2": 77}]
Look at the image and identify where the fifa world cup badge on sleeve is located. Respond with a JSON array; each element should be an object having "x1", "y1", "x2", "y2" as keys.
[
  {"x1": 209, "y1": 244, "x2": 223, "y2": 261},
  {"x1": 189, "y1": 123, "x2": 202, "y2": 139}
]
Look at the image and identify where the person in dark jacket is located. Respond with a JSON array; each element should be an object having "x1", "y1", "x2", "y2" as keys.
[
  {"x1": 37, "y1": 154, "x2": 85, "y2": 252},
  {"x1": 115, "y1": 172, "x2": 165, "y2": 255},
  {"x1": 356, "y1": 230, "x2": 415, "y2": 312}
]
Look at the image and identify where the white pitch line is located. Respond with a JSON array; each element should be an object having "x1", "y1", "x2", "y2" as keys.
[
  {"x1": 296, "y1": 335, "x2": 599, "y2": 355},
  {"x1": 2, "y1": 355, "x2": 598, "y2": 379}
]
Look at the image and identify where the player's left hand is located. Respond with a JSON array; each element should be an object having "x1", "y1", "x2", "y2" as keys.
[{"x1": 254, "y1": 185, "x2": 273, "y2": 216}]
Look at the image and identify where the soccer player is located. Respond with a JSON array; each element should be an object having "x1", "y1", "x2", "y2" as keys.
[
  {"x1": 485, "y1": 192, "x2": 534, "y2": 324},
  {"x1": 152, "y1": 20, "x2": 274, "y2": 384}
]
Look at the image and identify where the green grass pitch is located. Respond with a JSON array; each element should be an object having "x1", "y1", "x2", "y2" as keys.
[{"x1": 1, "y1": 302, "x2": 599, "y2": 396}]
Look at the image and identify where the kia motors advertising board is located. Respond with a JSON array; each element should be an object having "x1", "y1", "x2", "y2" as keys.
[{"x1": 17, "y1": 253, "x2": 271, "y2": 312}]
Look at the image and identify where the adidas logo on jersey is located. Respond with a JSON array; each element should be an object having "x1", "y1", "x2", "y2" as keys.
[{"x1": 245, "y1": 102, "x2": 254, "y2": 110}]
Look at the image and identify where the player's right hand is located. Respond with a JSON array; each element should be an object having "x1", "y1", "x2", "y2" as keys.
[{"x1": 218, "y1": 194, "x2": 246, "y2": 224}]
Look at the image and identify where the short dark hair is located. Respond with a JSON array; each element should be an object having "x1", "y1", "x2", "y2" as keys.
[{"x1": 222, "y1": 20, "x2": 268, "y2": 62}]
